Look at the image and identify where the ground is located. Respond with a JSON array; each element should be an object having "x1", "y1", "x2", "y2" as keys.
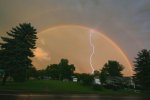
[{"x1": 0, "y1": 80, "x2": 149, "y2": 96}]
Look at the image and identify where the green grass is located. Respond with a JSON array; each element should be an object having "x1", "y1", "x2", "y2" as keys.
[
  {"x1": 0, "y1": 80, "x2": 149, "y2": 96},
  {"x1": 0, "y1": 80, "x2": 95, "y2": 93}
]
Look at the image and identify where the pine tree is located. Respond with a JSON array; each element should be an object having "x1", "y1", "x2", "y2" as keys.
[
  {"x1": 0, "y1": 23, "x2": 37, "y2": 84},
  {"x1": 134, "y1": 49, "x2": 150, "y2": 89}
]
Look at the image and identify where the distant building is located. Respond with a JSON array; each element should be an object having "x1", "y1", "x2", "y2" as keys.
[
  {"x1": 73, "y1": 77, "x2": 78, "y2": 82},
  {"x1": 72, "y1": 76, "x2": 78, "y2": 82},
  {"x1": 94, "y1": 76, "x2": 101, "y2": 85}
]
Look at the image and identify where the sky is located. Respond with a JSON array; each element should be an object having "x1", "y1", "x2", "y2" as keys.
[{"x1": 0, "y1": 0, "x2": 150, "y2": 76}]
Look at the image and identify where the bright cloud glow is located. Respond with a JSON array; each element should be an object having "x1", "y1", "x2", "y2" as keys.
[{"x1": 34, "y1": 47, "x2": 51, "y2": 61}]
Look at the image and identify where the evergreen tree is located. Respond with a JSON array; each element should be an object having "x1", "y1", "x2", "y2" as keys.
[
  {"x1": 0, "y1": 23, "x2": 37, "y2": 84},
  {"x1": 134, "y1": 49, "x2": 150, "y2": 89}
]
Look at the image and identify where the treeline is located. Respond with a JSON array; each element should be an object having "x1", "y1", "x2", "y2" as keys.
[
  {"x1": 0, "y1": 23, "x2": 150, "y2": 90},
  {"x1": 27, "y1": 59, "x2": 129, "y2": 90},
  {"x1": 28, "y1": 58, "x2": 75, "y2": 80}
]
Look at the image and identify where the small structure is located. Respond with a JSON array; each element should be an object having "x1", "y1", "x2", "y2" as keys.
[
  {"x1": 73, "y1": 77, "x2": 78, "y2": 82},
  {"x1": 94, "y1": 77, "x2": 101, "y2": 85},
  {"x1": 72, "y1": 76, "x2": 78, "y2": 82}
]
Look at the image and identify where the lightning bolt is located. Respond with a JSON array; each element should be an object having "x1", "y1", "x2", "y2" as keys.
[{"x1": 89, "y1": 30, "x2": 95, "y2": 73}]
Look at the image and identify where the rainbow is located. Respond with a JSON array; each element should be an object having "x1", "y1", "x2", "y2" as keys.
[{"x1": 38, "y1": 25, "x2": 133, "y2": 76}]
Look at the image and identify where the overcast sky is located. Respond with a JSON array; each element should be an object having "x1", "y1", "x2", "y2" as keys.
[{"x1": 0, "y1": 0, "x2": 150, "y2": 75}]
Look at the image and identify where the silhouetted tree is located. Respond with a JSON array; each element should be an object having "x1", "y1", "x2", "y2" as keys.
[
  {"x1": 93, "y1": 70, "x2": 100, "y2": 76},
  {"x1": 58, "y1": 59, "x2": 75, "y2": 80},
  {"x1": 134, "y1": 49, "x2": 150, "y2": 89},
  {"x1": 0, "y1": 23, "x2": 37, "y2": 85},
  {"x1": 45, "y1": 59, "x2": 75, "y2": 80},
  {"x1": 45, "y1": 64, "x2": 60, "y2": 79},
  {"x1": 100, "y1": 67, "x2": 108, "y2": 84},
  {"x1": 100, "y1": 60, "x2": 124, "y2": 84}
]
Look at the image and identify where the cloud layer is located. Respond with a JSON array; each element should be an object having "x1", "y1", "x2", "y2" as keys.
[{"x1": 0, "y1": 0, "x2": 150, "y2": 74}]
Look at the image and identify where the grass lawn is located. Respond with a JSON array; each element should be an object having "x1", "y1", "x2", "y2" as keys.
[
  {"x1": 0, "y1": 80, "x2": 149, "y2": 96},
  {"x1": 0, "y1": 80, "x2": 95, "y2": 93}
]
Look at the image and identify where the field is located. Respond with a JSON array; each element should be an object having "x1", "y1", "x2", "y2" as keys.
[
  {"x1": 0, "y1": 80, "x2": 96, "y2": 93},
  {"x1": 0, "y1": 80, "x2": 149, "y2": 96}
]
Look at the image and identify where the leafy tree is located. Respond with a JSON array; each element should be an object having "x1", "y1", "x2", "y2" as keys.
[
  {"x1": 0, "y1": 23, "x2": 37, "y2": 84},
  {"x1": 45, "y1": 64, "x2": 60, "y2": 79},
  {"x1": 58, "y1": 59, "x2": 75, "y2": 80},
  {"x1": 134, "y1": 49, "x2": 150, "y2": 89},
  {"x1": 45, "y1": 59, "x2": 75, "y2": 80},
  {"x1": 100, "y1": 67, "x2": 108, "y2": 84},
  {"x1": 93, "y1": 70, "x2": 100, "y2": 76},
  {"x1": 100, "y1": 60, "x2": 124, "y2": 84},
  {"x1": 104, "y1": 60, "x2": 124, "y2": 77}
]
